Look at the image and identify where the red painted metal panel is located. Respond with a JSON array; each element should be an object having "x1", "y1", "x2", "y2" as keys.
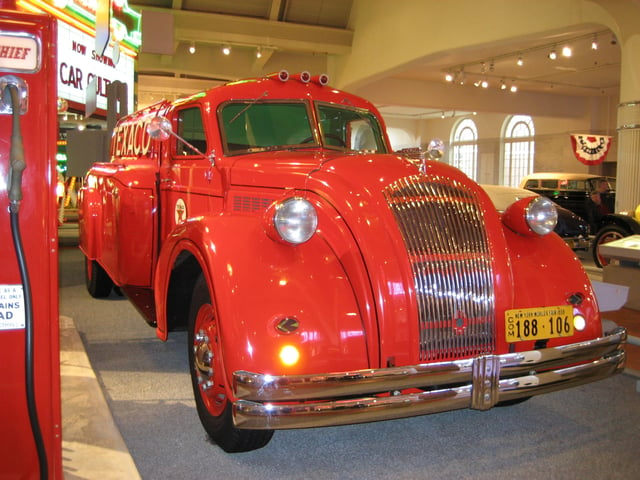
[{"x1": 0, "y1": 8, "x2": 61, "y2": 479}]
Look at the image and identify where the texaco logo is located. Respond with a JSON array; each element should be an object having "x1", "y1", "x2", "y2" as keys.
[{"x1": 175, "y1": 198, "x2": 187, "y2": 224}]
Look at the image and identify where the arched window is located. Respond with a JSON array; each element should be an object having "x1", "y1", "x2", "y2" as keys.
[
  {"x1": 502, "y1": 115, "x2": 534, "y2": 187},
  {"x1": 450, "y1": 118, "x2": 478, "y2": 180}
]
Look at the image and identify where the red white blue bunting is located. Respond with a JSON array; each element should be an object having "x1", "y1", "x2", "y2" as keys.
[{"x1": 570, "y1": 134, "x2": 612, "y2": 165}]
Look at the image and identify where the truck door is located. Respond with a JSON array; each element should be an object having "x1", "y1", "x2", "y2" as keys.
[
  {"x1": 159, "y1": 105, "x2": 223, "y2": 240},
  {"x1": 99, "y1": 120, "x2": 160, "y2": 288}
]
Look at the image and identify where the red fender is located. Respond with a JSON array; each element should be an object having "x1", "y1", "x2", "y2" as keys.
[{"x1": 153, "y1": 213, "x2": 371, "y2": 388}]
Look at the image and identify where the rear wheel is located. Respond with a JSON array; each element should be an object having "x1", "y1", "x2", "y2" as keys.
[
  {"x1": 85, "y1": 257, "x2": 114, "y2": 298},
  {"x1": 592, "y1": 225, "x2": 628, "y2": 268},
  {"x1": 188, "y1": 273, "x2": 273, "y2": 452}
]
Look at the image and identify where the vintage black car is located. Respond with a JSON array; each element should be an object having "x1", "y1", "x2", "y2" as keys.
[
  {"x1": 482, "y1": 185, "x2": 590, "y2": 250},
  {"x1": 520, "y1": 173, "x2": 640, "y2": 267}
]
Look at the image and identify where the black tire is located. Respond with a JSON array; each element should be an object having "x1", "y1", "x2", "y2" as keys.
[
  {"x1": 85, "y1": 257, "x2": 114, "y2": 298},
  {"x1": 497, "y1": 397, "x2": 531, "y2": 407},
  {"x1": 592, "y1": 225, "x2": 629, "y2": 268},
  {"x1": 188, "y1": 273, "x2": 274, "y2": 452}
]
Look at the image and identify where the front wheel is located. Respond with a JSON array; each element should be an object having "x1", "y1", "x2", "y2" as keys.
[
  {"x1": 592, "y1": 225, "x2": 628, "y2": 268},
  {"x1": 188, "y1": 273, "x2": 274, "y2": 452},
  {"x1": 85, "y1": 257, "x2": 114, "y2": 298}
]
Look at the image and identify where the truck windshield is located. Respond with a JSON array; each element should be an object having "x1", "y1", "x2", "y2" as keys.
[
  {"x1": 220, "y1": 100, "x2": 388, "y2": 155},
  {"x1": 221, "y1": 101, "x2": 315, "y2": 154}
]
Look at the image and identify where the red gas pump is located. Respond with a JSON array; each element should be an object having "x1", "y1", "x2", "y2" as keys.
[{"x1": 0, "y1": 1, "x2": 61, "y2": 479}]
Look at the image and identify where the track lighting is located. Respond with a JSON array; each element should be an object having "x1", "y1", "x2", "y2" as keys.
[{"x1": 440, "y1": 29, "x2": 609, "y2": 94}]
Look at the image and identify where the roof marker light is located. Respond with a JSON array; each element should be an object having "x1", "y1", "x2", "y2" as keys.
[
  {"x1": 299, "y1": 71, "x2": 311, "y2": 83},
  {"x1": 278, "y1": 70, "x2": 289, "y2": 82},
  {"x1": 313, "y1": 73, "x2": 330, "y2": 86}
]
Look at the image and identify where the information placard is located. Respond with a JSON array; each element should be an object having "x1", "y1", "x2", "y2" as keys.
[{"x1": 0, "y1": 285, "x2": 25, "y2": 330}]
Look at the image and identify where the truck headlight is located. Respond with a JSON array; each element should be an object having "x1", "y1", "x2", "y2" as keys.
[
  {"x1": 525, "y1": 196, "x2": 558, "y2": 235},
  {"x1": 273, "y1": 197, "x2": 318, "y2": 244},
  {"x1": 503, "y1": 196, "x2": 558, "y2": 236}
]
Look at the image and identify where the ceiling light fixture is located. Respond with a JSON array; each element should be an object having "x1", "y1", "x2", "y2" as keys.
[
  {"x1": 189, "y1": 42, "x2": 196, "y2": 54},
  {"x1": 441, "y1": 29, "x2": 610, "y2": 94},
  {"x1": 256, "y1": 47, "x2": 262, "y2": 59},
  {"x1": 222, "y1": 44, "x2": 231, "y2": 55}
]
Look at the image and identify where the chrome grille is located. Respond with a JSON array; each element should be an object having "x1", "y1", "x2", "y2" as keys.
[
  {"x1": 383, "y1": 175, "x2": 495, "y2": 361},
  {"x1": 232, "y1": 195, "x2": 273, "y2": 213}
]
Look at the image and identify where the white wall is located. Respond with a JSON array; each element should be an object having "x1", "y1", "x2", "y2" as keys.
[{"x1": 382, "y1": 94, "x2": 618, "y2": 185}]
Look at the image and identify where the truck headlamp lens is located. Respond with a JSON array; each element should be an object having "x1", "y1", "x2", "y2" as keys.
[
  {"x1": 274, "y1": 197, "x2": 318, "y2": 244},
  {"x1": 525, "y1": 196, "x2": 558, "y2": 235}
]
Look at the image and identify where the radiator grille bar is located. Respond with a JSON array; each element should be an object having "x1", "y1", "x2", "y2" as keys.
[{"x1": 383, "y1": 175, "x2": 495, "y2": 361}]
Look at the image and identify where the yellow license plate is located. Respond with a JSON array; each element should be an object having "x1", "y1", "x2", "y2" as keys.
[{"x1": 505, "y1": 305, "x2": 574, "y2": 343}]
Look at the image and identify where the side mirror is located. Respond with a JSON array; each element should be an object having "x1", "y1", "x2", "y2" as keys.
[
  {"x1": 427, "y1": 138, "x2": 445, "y2": 160},
  {"x1": 146, "y1": 116, "x2": 172, "y2": 141},
  {"x1": 146, "y1": 115, "x2": 214, "y2": 165},
  {"x1": 396, "y1": 139, "x2": 445, "y2": 173}
]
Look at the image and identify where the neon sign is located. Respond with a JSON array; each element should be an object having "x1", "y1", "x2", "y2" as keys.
[
  {"x1": 57, "y1": 20, "x2": 135, "y2": 112},
  {"x1": 18, "y1": 0, "x2": 141, "y2": 55}
]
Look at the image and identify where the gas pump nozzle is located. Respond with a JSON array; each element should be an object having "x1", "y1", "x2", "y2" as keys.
[{"x1": 1, "y1": 75, "x2": 28, "y2": 213}]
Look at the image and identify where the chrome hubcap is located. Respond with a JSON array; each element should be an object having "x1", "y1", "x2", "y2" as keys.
[{"x1": 194, "y1": 330, "x2": 214, "y2": 391}]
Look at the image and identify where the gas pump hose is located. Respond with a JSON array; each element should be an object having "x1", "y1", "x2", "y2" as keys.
[{"x1": 4, "y1": 82, "x2": 48, "y2": 480}]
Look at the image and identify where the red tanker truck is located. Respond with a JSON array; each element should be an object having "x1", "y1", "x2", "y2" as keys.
[{"x1": 78, "y1": 70, "x2": 626, "y2": 452}]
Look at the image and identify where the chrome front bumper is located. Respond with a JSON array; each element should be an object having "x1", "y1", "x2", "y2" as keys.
[{"x1": 232, "y1": 327, "x2": 626, "y2": 430}]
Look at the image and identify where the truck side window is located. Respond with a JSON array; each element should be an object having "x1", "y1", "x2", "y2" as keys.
[
  {"x1": 316, "y1": 103, "x2": 387, "y2": 153},
  {"x1": 177, "y1": 107, "x2": 208, "y2": 156}
]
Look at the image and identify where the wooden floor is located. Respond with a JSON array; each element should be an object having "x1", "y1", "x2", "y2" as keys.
[{"x1": 605, "y1": 307, "x2": 640, "y2": 373}]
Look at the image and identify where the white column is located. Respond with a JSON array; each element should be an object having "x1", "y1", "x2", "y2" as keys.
[
  {"x1": 616, "y1": 101, "x2": 640, "y2": 213},
  {"x1": 615, "y1": 26, "x2": 640, "y2": 213}
]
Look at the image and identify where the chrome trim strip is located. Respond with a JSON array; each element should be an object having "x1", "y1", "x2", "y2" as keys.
[
  {"x1": 618, "y1": 101, "x2": 640, "y2": 108},
  {"x1": 617, "y1": 123, "x2": 640, "y2": 131},
  {"x1": 232, "y1": 328, "x2": 626, "y2": 429}
]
